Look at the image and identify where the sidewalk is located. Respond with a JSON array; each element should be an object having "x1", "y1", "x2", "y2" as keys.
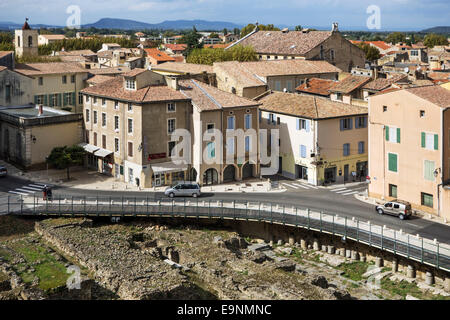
[
  {"x1": 0, "y1": 160, "x2": 284, "y2": 194},
  {"x1": 355, "y1": 191, "x2": 450, "y2": 227}
]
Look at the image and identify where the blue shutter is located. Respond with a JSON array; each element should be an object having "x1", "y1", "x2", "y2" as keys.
[
  {"x1": 349, "y1": 118, "x2": 353, "y2": 130},
  {"x1": 364, "y1": 116, "x2": 367, "y2": 128},
  {"x1": 300, "y1": 145, "x2": 306, "y2": 158},
  {"x1": 358, "y1": 141, "x2": 364, "y2": 154},
  {"x1": 355, "y1": 118, "x2": 360, "y2": 129},
  {"x1": 259, "y1": 111, "x2": 262, "y2": 123},
  {"x1": 340, "y1": 119, "x2": 344, "y2": 131},
  {"x1": 245, "y1": 136, "x2": 250, "y2": 152},
  {"x1": 296, "y1": 118, "x2": 300, "y2": 130},
  {"x1": 305, "y1": 120, "x2": 310, "y2": 132}
]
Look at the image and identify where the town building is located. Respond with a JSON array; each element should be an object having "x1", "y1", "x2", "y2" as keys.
[
  {"x1": 257, "y1": 91, "x2": 368, "y2": 185},
  {"x1": 329, "y1": 74, "x2": 372, "y2": 106},
  {"x1": 14, "y1": 19, "x2": 38, "y2": 57},
  {"x1": 0, "y1": 66, "x2": 33, "y2": 106},
  {"x1": 295, "y1": 78, "x2": 337, "y2": 98},
  {"x1": 0, "y1": 51, "x2": 15, "y2": 70},
  {"x1": 144, "y1": 48, "x2": 176, "y2": 66},
  {"x1": 368, "y1": 85, "x2": 450, "y2": 220},
  {"x1": 0, "y1": 104, "x2": 83, "y2": 169},
  {"x1": 214, "y1": 59, "x2": 341, "y2": 99},
  {"x1": 163, "y1": 44, "x2": 187, "y2": 55},
  {"x1": 14, "y1": 62, "x2": 89, "y2": 113},
  {"x1": 227, "y1": 24, "x2": 366, "y2": 72},
  {"x1": 37, "y1": 34, "x2": 66, "y2": 46},
  {"x1": 151, "y1": 62, "x2": 216, "y2": 86}
]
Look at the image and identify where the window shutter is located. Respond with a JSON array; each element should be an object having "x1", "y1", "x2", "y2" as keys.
[
  {"x1": 340, "y1": 119, "x2": 344, "y2": 131},
  {"x1": 63, "y1": 93, "x2": 67, "y2": 107},
  {"x1": 259, "y1": 111, "x2": 261, "y2": 123},
  {"x1": 434, "y1": 134, "x2": 438, "y2": 150},
  {"x1": 349, "y1": 118, "x2": 353, "y2": 130},
  {"x1": 388, "y1": 153, "x2": 398, "y2": 172},
  {"x1": 44, "y1": 94, "x2": 48, "y2": 106},
  {"x1": 421, "y1": 132, "x2": 426, "y2": 148},
  {"x1": 364, "y1": 116, "x2": 368, "y2": 128},
  {"x1": 385, "y1": 126, "x2": 389, "y2": 141},
  {"x1": 355, "y1": 118, "x2": 359, "y2": 129},
  {"x1": 49, "y1": 94, "x2": 53, "y2": 107},
  {"x1": 397, "y1": 128, "x2": 401, "y2": 143},
  {"x1": 72, "y1": 92, "x2": 76, "y2": 105},
  {"x1": 297, "y1": 119, "x2": 300, "y2": 130},
  {"x1": 34, "y1": 95, "x2": 38, "y2": 104},
  {"x1": 305, "y1": 120, "x2": 310, "y2": 132}
]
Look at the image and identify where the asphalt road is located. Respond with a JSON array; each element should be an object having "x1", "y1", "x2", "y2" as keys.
[{"x1": 1, "y1": 175, "x2": 449, "y2": 244}]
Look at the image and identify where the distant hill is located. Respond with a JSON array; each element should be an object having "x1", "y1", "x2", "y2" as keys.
[{"x1": 421, "y1": 26, "x2": 450, "y2": 34}]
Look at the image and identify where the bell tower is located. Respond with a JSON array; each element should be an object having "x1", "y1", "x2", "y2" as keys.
[{"x1": 15, "y1": 18, "x2": 38, "y2": 57}]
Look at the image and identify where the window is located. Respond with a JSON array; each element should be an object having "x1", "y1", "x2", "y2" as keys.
[
  {"x1": 421, "y1": 132, "x2": 438, "y2": 150},
  {"x1": 94, "y1": 97, "x2": 98, "y2": 105},
  {"x1": 358, "y1": 141, "x2": 365, "y2": 154},
  {"x1": 268, "y1": 113, "x2": 275, "y2": 125},
  {"x1": 343, "y1": 143, "x2": 350, "y2": 156},
  {"x1": 385, "y1": 126, "x2": 401, "y2": 143},
  {"x1": 245, "y1": 114, "x2": 252, "y2": 129},
  {"x1": 102, "y1": 135, "x2": 106, "y2": 149},
  {"x1": 38, "y1": 77, "x2": 43, "y2": 86},
  {"x1": 286, "y1": 80, "x2": 293, "y2": 92},
  {"x1": 383, "y1": 105, "x2": 387, "y2": 112},
  {"x1": 51, "y1": 94, "x2": 58, "y2": 107},
  {"x1": 300, "y1": 145, "x2": 307, "y2": 158},
  {"x1": 421, "y1": 192, "x2": 433, "y2": 208},
  {"x1": 277, "y1": 117, "x2": 280, "y2": 125},
  {"x1": 35, "y1": 95, "x2": 43, "y2": 104},
  {"x1": 207, "y1": 142, "x2": 215, "y2": 159},
  {"x1": 127, "y1": 103, "x2": 132, "y2": 112},
  {"x1": 389, "y1": 184, "x2": 397, "y2": 198},
  {"x1": 101, "y1": 113, "x2": 106, "y2": 127},
  {"x1": 93, "y1": 132, "x2": 97, "y2": 146},
  {"x1": 128, "y1": 118, "x2": 133, "y2": 133},
  {"x1": 336, "y1": 93, "x2": 343, "y2": 101},
  {"x1": 85, "y1": 109, "x2": 90, "y2": 122},
  {"x1": 420, "y1": 110, "x2": 425, "y2": 118},
  {"x1": 102, "y1": 98, "x2": 106, "y2": 106},
  {"x1": 85, "y1": 130, "x2": 89, "y2": 144},
  {"x1": 245, "y1": 136, "x2": 251, "y2": 152},
  {"x1": 114, "y1": 116, "x2": 119, "y2": 131},
  {"x1": 71, "y1": 75, "x2": 75, "y2": 83},
  {"x1": 78, "y1": 92, "x2": 83, "y2": 105},
  {"x1": 227, "y1": 137, "x2": 235, "y2": 155},
  {"x1": 128, "y1": 142, "x2": 133, "y2": 157},
  {"x1": 114, "y1": 138, "x2": 119, "y2": 153},
  {"x1": 340, "y1": 118, "x2": 352, "y2": 131},
  {"x1": 330, "y1": 49, "x2": 335, "y2": 61},
  {"x1": 207, "y1": 123, "x2": 214, "y2": 133},
  {"x1": 114, "y1": 101, "x2": 119, "y2": 110},
  {"x1": 168, "y1": 141, "x2": 176, "y2": 157},
  {"x1": 227, "y1": 116, "x2": 235, "y2": 129},
  {"x1": 126, "y1": 79, "x2": 136, "y2": 90},
  {"x1": 424, "y1": 160, "x2": 435, "y2": 181},
  {"x1": 275, "y1": 81, "x2": 281, "y2": 91},
  {"x1": 62, "y1": 75, "x2": 67, "y2": 84},
  {"x1": 297, "y1": 119, "x2": 310, "y2": 132},
  {"x1": 168, "y1": 119, "x2": 176, "y2": 134},
  {"x1": 355, "y1": 116, "x2": 367, "y2": 128},
  {"x1": 388, "y1": 153, "x2": 398, "y2": 172},
  {"x1": 167, "y1": 103, "x2": 176, "y2": 112},
  {"x1": 86, "y1": 95, "x2": 90, "y2": 103},
  {"x1": 64, "y1": 92, "x2": 72, "y2": 106},
  {"x1": 93, "y1": 111, "x2": 98, "y2": 124}
]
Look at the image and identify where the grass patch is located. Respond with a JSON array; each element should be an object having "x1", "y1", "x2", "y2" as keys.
[
  {"x1": 381, "y1": 278, "x2": 450, "y2": 300},
  {"x1": 0, "y1": 216, "x2": 35, "y2": 241},
  {"x1": 339, "y1": 261, "x2": 370, "y2": 282}
]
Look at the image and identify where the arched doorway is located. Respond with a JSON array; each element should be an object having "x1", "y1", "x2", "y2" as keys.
[
  {"x1": 203, "y1": 168, "x2": 218, "y2": 185},
  {"x1": 242, "y1": 162, "x2": 255, "y2": 180},
  {"x1": 189, "y1": 167, "x2": 198, "y2": 182},
  {"x1": 223, "y1": 165, "x2": 237, "y2": 183}
]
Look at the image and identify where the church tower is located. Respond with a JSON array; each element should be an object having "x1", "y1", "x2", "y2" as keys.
[{"x1": 15, "y1": 18, "x2": 38, "y2": 57}]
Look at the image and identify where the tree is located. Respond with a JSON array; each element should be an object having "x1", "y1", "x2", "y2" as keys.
[
  {"x1": 240, "y1": 23, "x2": 280, "y2": 38},
  {"x1": 385, "y1": 32, "x2": 406, "y2": 44},
  {"x1": 46, "y1": 145, "x2": 85, "y2": 180},
  {"x1": 423, "y1": 33, "x2": 448, "y2": 48},
  {"x1": 295, "y1": 25, "x2": 302, "y2": 31},
  {"x1": 186, "y1": 45, "x2": 257, "y2": 65},
  {"x1": 179, "y1": 27, "x2": 203, "y2": 57},
  {"x1": 223, "y1": 28, "x2": 228, "y2": 35},
  {"x1": 233, "y1": 28, "x2": 240, "y2": 36},
  {"x1": 358, "y1": 43, "x2": 381, "y2": 61},
  {"x1": 209, "y1": 32, "x2": 219, "y2": 39}
]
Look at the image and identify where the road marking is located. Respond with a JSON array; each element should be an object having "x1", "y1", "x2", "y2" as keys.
[
  {"x1": 332, "y1": 188, "x2": 347, "y2": 192},
  {"x1": 282, "y1": 183, "x2": 299, "y2": 189},
  {"x1": 15, "y1": 188, "x2": 34, "y2": 193},
  {"x1": 341, "y1": 191, "x2": 359, "y2": 196},
  {"x1": 8, "y1": 191, "x2": 28, "y2": 195},
  {"x1": 29, "y1": 184, "x2": 45, "y2": 188},
  {"x1": 335, "y1": 189, "x2": 350, "y2": 194},
  {"x1": 22, "y1": 186, "x2": 43, "y2": 191},
  {"x1": 292, "y1": 183, "x2": 310, "y2": 189}
]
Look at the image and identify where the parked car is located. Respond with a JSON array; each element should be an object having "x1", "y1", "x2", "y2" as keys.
[
  {"x1": 164, "y1": 183, "x2": 201, "y2": 198},
  {"x1": 375, "y1": 200, "x2": 412, "y2": 220},
  {"x1": 0, "y1": 166, "x2": 7, "y2": 177}
]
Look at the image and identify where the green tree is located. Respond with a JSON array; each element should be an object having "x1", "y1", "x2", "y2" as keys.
[
  {"x1": 240, "y1": 23, "x2": 280, "y2": 38},
  {"x1": 385, "y1": 32, "x2": 406, "y2": 44},
  {"x1": 186, "y1": 45, "x2": 257, "y2": 65},
  {"x1": 46, "y1": 145, "x2": 85, "y2": 180},
  {"x1": 423, "y1": 33, "x2": 448, "y2": 48},
  {"x1": 295, "y1": 25, "x2": 302, "y2": 31},
  {"x1": 223, "y1": 28, "x2": 228, "y2": 35},
  {"x1": 358, "y1": 43, "x2": 381, "y2": 61},
  {"x1": 209, "y1": 32, "x2": 219, "y2": 39},
  {"x1": 233, "y1": 28, "x2": 240, "y2": 36},
  {"x1": 0, "y1": 32, "x2": 14, "y2": 51},
  {"x1": 180, "y1": 27, "x2": 203, "y2": 57}
]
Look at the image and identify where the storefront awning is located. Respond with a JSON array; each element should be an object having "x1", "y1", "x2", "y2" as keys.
[
  {"x1": 94, "y1": 148, "x2": 113, "y2": 158},
  {"x1": 79, "y1": 143, "x2": 99, "y2": 154},
  {"x1": 151, "y1": 161, "x2": 188, "y2": 174}
]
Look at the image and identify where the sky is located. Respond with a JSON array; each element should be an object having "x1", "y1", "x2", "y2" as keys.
[{"x1": 0, "y1": 0, "x2": 449, "y2": 30}]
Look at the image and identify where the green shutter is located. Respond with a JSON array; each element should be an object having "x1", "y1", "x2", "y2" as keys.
[
  {"x1": 58, "y1": 93, "x2": 62, "y2": 107},
  {"x1": 63, "y1": 93, "x2": 67, "y2": 107},
  {"x1": 44, "y1": 94, "x2": 48, "y2": 106},
  {"x1": 424, "y1": 160, "x2": 435, "y2": 181},
  {"x1": 421, "y1": 132, "x2": 426, "y2": 148},
  {"x1": 388, "y1": 153, "x2": 398, "y2": 172},
  {"x1": 49, "y1": 94, "x2": 53, "y2": 107},
  {"x1": 434, "y1": 134, "x2": 438, "y2": 150},
  {"x1": 397, "y1": 128, "x2": 401, "y2": 143},
  {"x1": 72, "y1": 92, "x2": 76, "y2": 106},
  {"x1": 34, "y1": 95, "x2": 38, "y2": 104},
  {"x1": 385, "y1": 126, "x2": 389, "y2": 141}
]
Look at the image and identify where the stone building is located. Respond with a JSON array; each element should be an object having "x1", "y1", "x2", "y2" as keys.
[
  {"x1": 0, "y1": 66, "x2": 33, "y2": 106},
  {"x1": 14, "y1": 19, "x2": 38, "y2": 57},
  {"x1": 0, "y1": 105, "x2": 83, "y2": 168}
]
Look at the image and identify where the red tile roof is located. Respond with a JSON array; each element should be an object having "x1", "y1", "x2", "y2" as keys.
[
  {"x1": 329, "y1": 75, "x2": 372, "y2": 94},
  {"x1": 295, "y1": 78, "x2": 337, "y2": 96},
  {"x1": 164, "y1": 44, "x2": 187, "y2": 52},
  {"x1": 144, "y1": 48, "x2": 176, "y2": 62},
  {"x1": 406, "y1": 85, "x2": 450, "y2": 108}
]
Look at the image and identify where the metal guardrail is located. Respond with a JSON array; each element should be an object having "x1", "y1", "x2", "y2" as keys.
[{"x1": 2, "y1": 194, "x2": 449, "y2": 273}]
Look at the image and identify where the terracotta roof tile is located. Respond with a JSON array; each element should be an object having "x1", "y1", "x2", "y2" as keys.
[
  {"x1": 235, "y1": 30, "x2": 333, "y2": 55},
  {"x1": 14, "y1": 62, "x2": 87, "y2": 76},
  {"x1": 86, "y1": 75, "x2": 115, "y2": 85},
  {"x1": 406, "y1": 85, "x2": 450, "y2": 108},
  {"x1": 164, "y1": 44, "x2": 187, "y2": 51},
  {"x1": 152, "y1": 62, "x2": 213, "y2": 74},
  {"x1": 178, "y1": 79, "x2": 259, "y2": 111},
  {"x1": 329, "y1": 75, "x2": 372, "y2": 94},
  {"x1": 257, "y1": 92, "x2": 368, "y2": 119},
  {"x1": 88, "y1": 67, "x2": 131, "y2": 75},
  {"x1": 363, "y1": 74, "x2": 408, "y2": 91},
  {"x1": 123, "y1": 68, "x2": 147, "y2": 77},
  {"x1": 81, "y1": 76, "x2": 188, "y2": 104},
  {"x1": 144, "y1": 48, "x2": 176, "y2": 62},
  {"x1": 295, "y1": 78, "x2": 337, "y2": 96}
]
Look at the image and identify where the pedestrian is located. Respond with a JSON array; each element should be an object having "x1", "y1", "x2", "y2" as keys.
[{"x1": 43, "y1": 185, "x2": 48, "y2": 201}]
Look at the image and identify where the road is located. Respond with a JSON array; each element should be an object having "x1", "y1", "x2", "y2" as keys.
[{"x1": 1, "y1": 175, "x2": 449, "y2": 244}]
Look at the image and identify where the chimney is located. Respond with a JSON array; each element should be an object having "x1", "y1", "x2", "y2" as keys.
[
  {"x1": 332, "y1": 22, "x2": 339, "y2": 32},
  {"x1": 38, "y1": 105, "x2": 43, "y2": 116}
]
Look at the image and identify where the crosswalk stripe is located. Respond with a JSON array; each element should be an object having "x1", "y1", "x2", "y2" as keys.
[
  {"x1": 292, "y1": 183, "x2": 309, "y2": 189},
  {"x1": 22, "y1": 186, "x2": 43, "y2": 191},
  {"x1": 29, "y1": 184, "x2": 45, "y2": 188},
  {"x1": 335, "y1": 189, "x2": 350, "y2": 194},
  {"x1": 332, "y1": 187, "x2": 347, "y2": 192},
  {"x1": 8, "y1": 191, "x2": 28, "y2": 196},
  {"x1": 341, "y1": 191, "x2": 359, "y2": 196},
  {"x1": 15, "y1": 188, "x2": 34, "y2": 193},
  {"x1": 33, "y1": 183, "x2": 52, "y2": 187},
  {"x1": 282, "y1": 183, "x2": 299, "y2": 189}
]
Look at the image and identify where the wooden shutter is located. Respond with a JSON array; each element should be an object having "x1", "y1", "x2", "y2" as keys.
[
  {"x1": 388, "y1": 153, "x2": 398, "y2": 172},
  {"x1": 385, "y1": 126, "x2": 389, "y2": 141},
  {"x1": 397, "y1": 128, "x2": 401, "y2": 143},
  {"x1": 421, "y1": 132, "x2": 426, "y2": 148},
  {"x1": 434, "y1": 134, "x2": 438, "y2": 150},
  {"x1": 305, "y1": 120, "x2": 310, "y2": 132}
]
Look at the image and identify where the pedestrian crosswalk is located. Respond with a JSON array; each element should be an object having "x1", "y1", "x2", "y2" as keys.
[
  {"x1": 281, "y1": 182, "x2": 319, "y2": 190},
  {"x1": 329, "y1": 186, "x2": 366, "y2": 196},
  {"x1": 8, "y1": 183, "x2": 51, "y2": 196}
]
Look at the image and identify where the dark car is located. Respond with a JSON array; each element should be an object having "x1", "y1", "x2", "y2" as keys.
[{"x1": 0, "y1": 166, "x2": 7, "y2": 177}]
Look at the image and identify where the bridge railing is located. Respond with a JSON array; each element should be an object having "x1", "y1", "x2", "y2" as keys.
[{"x1": 2, "y1": 194, "x2": 449, "y2": 272}]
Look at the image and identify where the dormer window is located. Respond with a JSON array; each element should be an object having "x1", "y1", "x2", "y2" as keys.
[{"x1": 125, "y1": 79, "x2": 136, "y2": 90}]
